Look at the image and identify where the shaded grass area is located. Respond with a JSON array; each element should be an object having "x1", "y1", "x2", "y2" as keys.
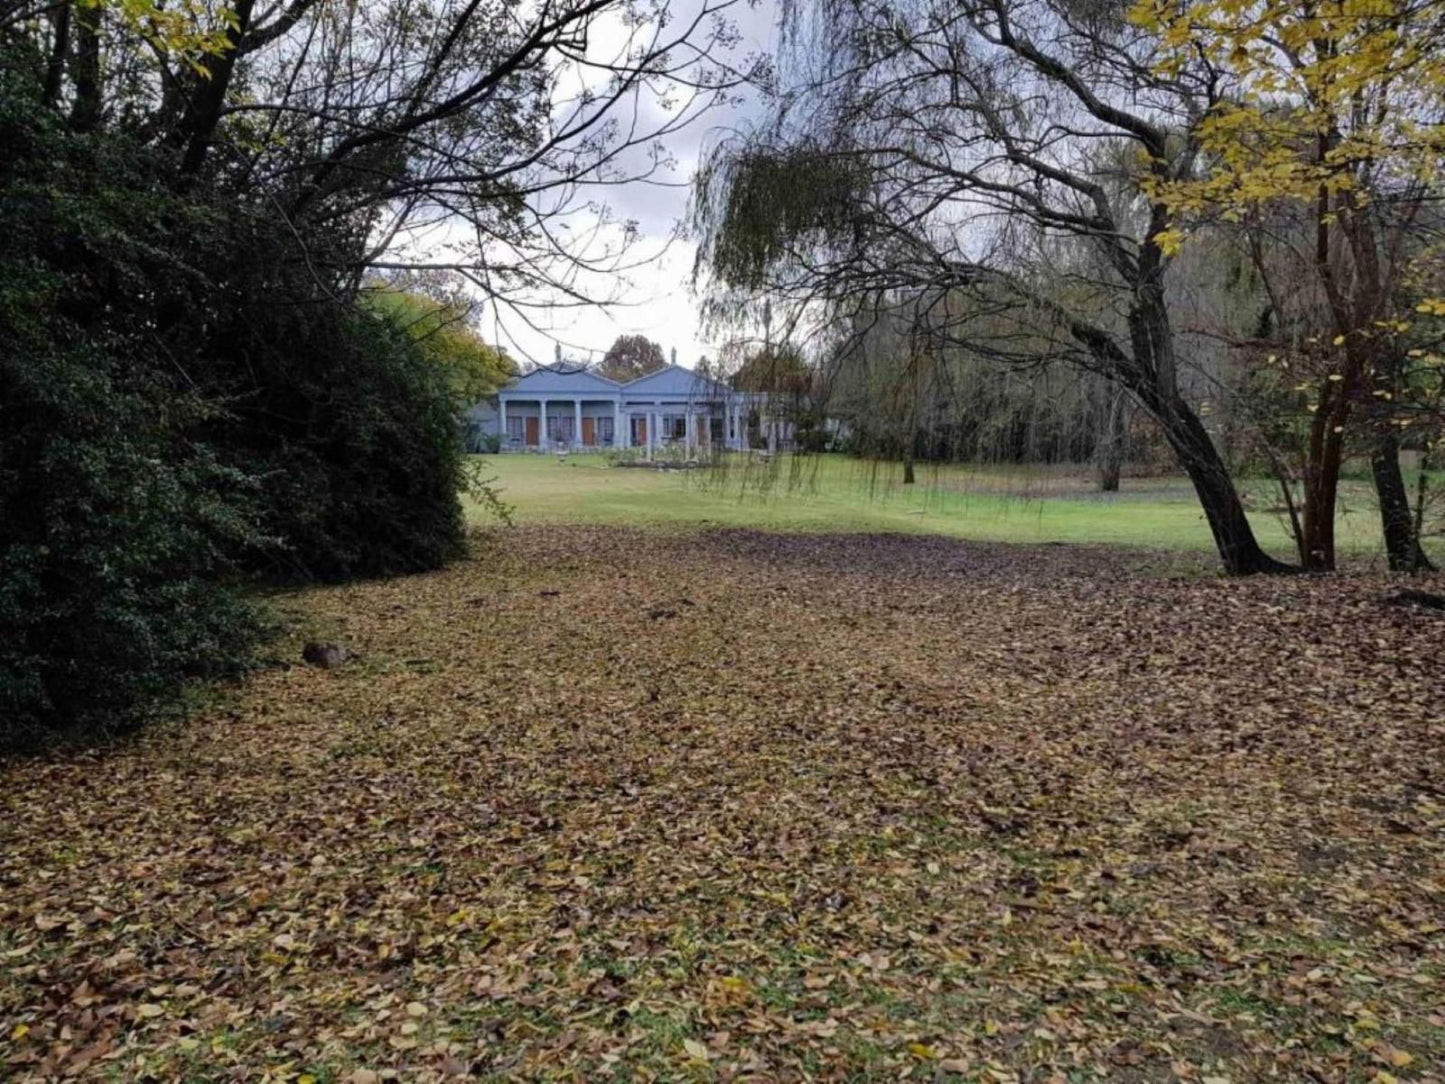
[
  {"x1": 1, "y1": 527, "x2": 1441, "y2": 1081},
  {"x1": 468, "y1": 453, "x2": 1441, "y2": 562}
]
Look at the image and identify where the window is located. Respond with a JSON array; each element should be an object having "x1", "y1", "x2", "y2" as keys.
[
  {"x1": 595, "y1": 417, "x2": 614, "y2": 444},
  {"x1": 506, "y1": 416, "x2": 525, "y2": 443},
  {"x1": 661, "y1": 414, "x2": 687, "y2": 441}
]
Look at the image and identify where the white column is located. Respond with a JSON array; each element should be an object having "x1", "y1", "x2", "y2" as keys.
[
  {"x1": 686, "y1": 410, "x2": 695, "y2": 452},
  {"x1": 498, "y1": 398, "x2": 507, "y2": 449},
  {"x1": 617, "y1": 403, "x2": 627, "y2": 448},
  {"x1": 574, "y1": 399, "x2": 583, "y2": 450},
  {"x1": 539, "y1": 399, "x2": 548, "y2": 450}
]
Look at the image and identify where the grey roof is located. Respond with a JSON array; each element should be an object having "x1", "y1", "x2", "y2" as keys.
[
  {"x1": 500, "y1": 366, "x2": 621, "y2": 396},
  {"x1": 621, "y1": 364, "x2": 732, "y2": 398},
  {"x1": 496, "y1": 362, "x2": 739, "y2": 400}
]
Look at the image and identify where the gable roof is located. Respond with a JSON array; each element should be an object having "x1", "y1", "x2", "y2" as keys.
[
  {"x1": 621, "y1": 364, "x2": 732, "y2": 398},
  {"x1": 500, "y1": 366, "x2": 621, "y2": 396}
]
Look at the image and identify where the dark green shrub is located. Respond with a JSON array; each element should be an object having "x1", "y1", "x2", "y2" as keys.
[
  {"x1": 204, "y1": 293, "x2": 469, "y2": 581},
  {"x1": 1, "y1": 72, "x2": 469, "y2": 744},
  {"x1": 0, "y1": 91, "x2": 264, "y2": 745}
]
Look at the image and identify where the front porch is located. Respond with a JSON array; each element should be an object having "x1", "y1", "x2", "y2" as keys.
[
  {"x1": 498, "y1": 397, "x2": 751, "y2": 453},
  {"x1": 500, "y1": 398, "x2": 619, "y2": 452}
]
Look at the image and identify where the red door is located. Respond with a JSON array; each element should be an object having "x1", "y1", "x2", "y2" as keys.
[
  {"x1": 524, "y1": 417, "x2": 539, "y2": 446},
  {"x1": 581, "y1": 417, "x2": 596, "y2": 446},
  {"x1": 635, "y1": 418, "x2": 647, "y2": 445}
]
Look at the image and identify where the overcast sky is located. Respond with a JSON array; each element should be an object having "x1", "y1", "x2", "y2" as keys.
[{"x1": 475, "y1": 0, "x2": 779, "y2": 371}]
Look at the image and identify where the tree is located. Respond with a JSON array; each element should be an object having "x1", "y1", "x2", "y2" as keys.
[
  {"x1": 1135, "y1": 0, "x2": 1445, "y2": 570},
  {"x1": 597, "y1": 335, "x2": 668, "y2": 382},
  {"x1": 363, "y1": 282, "x2": 517, "y2": 408},
  {"x1": 732, "y1": 344, "x2": 812, "y2": 395},
  {"x1": 4, "y1": 0, "x2": 755, "y2": 330},
  {"x1": 694, "y1": 0, "x2": 1294, "y2": 573}
]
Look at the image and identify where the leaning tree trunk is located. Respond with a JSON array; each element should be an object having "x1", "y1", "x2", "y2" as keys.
[
  {"x1": 1112, "y1": 278, "x2": 1293, "y2": 575},
  {"x1": 1156, "y1": 401, "x2": 1295, "y2": 575},
  {"x1": 1371, "y1": 431, "x2": 1435, "y2": 572}
]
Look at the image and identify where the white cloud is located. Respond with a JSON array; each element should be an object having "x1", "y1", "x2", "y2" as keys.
[{"x1": 438, "y1": 0, "x2": 779, "y2": 370}]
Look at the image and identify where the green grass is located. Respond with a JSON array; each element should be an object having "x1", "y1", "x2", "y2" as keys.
[{"x1": 467, "y1": 452, "x2": 1440, "y2": 559}]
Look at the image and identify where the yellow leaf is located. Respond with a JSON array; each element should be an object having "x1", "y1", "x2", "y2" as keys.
[
  {"x1": 682, "y1": 1038, "x2": 711, "y2": 1061},
  {"x1": 299, "y1": 1076, "x2": 317, "y2": 1084},
  {"x1": 908, "y1": 1042, "x2": 937, "y2": 1059},
  {"x1": 1333, "y1": 335, "x2": 1345, "y2": 345},
  {"x1": 1152, "y1": 227, "x2": 1186, "y2": 257},
  {"x1": 405, "y1": 1001, "x2": 427, "y2": 1017},
  {"x1": 10, "y1": 1024, "x2": 29, "y2": 1041},
  {"x1": 137, "y1": 1003, "x2": 165, "y2": 1018}
]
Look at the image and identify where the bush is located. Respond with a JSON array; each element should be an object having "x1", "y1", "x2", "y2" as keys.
[
  {"x1": 464, "y1": 427, "x2": 502, "y2": 454},
  {"x1": 203, "y1": 288, "x2": 468, "y2": 581},
  {"x1": 0, "y1": 94, "x2": 263, "y2": 744},
  {"x1": 0, "y1": 78, "x2": 471, "y2": 743}
]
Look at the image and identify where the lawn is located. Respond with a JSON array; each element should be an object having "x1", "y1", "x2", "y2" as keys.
[
  {"x1": 2, "y1": 527, "x2": 1441, "y2": 1082},
  {"x1": 468, "y1": 452, "x2": 1439, "y2": 562}
]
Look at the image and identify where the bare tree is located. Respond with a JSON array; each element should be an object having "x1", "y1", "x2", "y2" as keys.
[
  {"x1": 694, "y1": 0, "x2": 1295, "y2": 573},
  {"x1": 12, "y1": 0, "x2": 760, "y2": 350}
]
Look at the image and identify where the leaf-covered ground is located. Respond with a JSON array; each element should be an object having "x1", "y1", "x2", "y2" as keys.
[{"x1": 2, "y1": 527, "x2": 1442, "y2": 1083}]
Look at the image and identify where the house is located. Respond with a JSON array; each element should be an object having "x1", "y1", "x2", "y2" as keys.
[{"x1": 470, "y1": 363, "x2": 790, "y2": 452}]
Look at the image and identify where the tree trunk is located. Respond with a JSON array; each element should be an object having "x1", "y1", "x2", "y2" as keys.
[
  {"x1": 68, "y1": 1, "x2": 101, "y2": 132},
  {"x1": 1157, "y1": 402, "x2": 1294, "y2": 574},
  {"x1": 41, "y1": 1, "x2": 71, "y2": 109},
  {"x1": 1095, "y1": 383, "x2": 1126, "y2": 492},
  {"x1": 1069, "y1": 246, "x2": 1294, "y2": 575},
  {"x1": 903, "y1": 449, "x2": 915, "y2": 485},
  {"x1": 1372, "y1": 432, "x2": 1435, "y2": 572},
  {"x1": 174, "y1": 0, "x2": 257, "y2": 176},
  {"x1": 1300, "y1": 390, "x2": 1347, "y2": 571}
]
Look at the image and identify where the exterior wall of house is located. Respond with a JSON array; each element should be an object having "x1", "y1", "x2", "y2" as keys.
[
  {"x1": 463, "y1": 398, "x2": 501, "y2": 452},
  {"x1": 489, "y1": 364, "x2": 793, "y2": 453}
]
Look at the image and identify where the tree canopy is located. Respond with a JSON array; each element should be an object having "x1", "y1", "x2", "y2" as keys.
[
  {"x1": 362, "y1": 285, "x2": 517, "y2": 408},
  {"x1": 598, "y1": 335, "x2": 668, "y2": 382}
]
